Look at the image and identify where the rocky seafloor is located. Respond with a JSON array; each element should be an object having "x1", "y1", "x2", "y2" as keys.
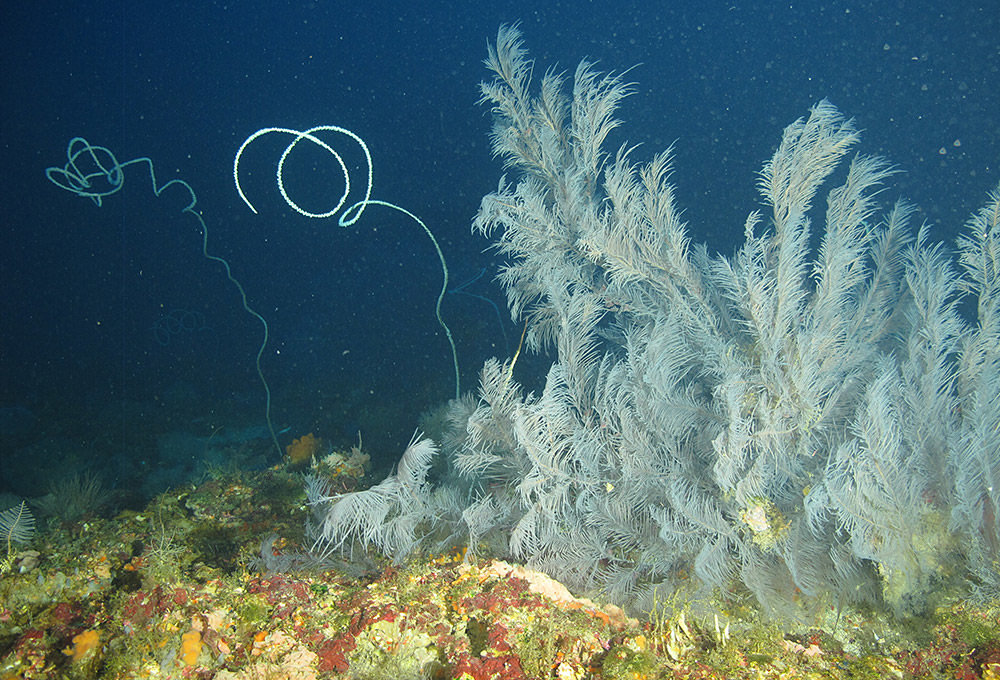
[{"x1": 2, "y1": 456, "x2": 1000, "y2": 680}]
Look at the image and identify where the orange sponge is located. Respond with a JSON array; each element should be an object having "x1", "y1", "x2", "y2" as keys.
[
  {"x1": 285, "y1": 432, "x2": 322, "y2": 467},
  {"x1": 63, "y1": 629, "x2": 100, "y2": 662},
  {"x1": 181, "y1": 630, "x2": 202, "y2": 666}
]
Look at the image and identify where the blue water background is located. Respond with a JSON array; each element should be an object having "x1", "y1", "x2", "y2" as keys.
[{"x1": 1, "y1": 0, "x2": 996, "y2": 500}]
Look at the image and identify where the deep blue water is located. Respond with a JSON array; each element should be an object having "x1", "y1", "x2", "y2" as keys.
[{"x1": 1, "y1": 1, "x2": 997, "y2": 503}]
